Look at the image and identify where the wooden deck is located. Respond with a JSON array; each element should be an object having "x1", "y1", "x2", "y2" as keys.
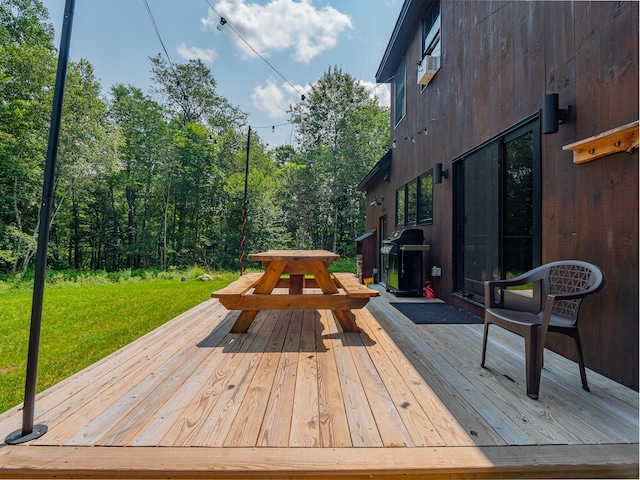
[{"x1": 0, "y1": 286, "x2": 637, "y2": 478}]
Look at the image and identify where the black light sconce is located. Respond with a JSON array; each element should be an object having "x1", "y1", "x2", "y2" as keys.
[
  {"x1": 434, "y1": 163, "x2": 448, "y2": 184},
  {"x1": 370, "y1": 194, "x2": 383, "y2": 206},
  {"x1": 542, "y1": 93, "x2": 571, "y2": 134}
]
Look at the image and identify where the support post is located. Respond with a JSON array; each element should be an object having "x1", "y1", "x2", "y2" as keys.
[
  {"x1": 239, "y1": 126, "x2": 251, "y2": 275},
  {"x1": 5, "y1": 0, "x2": 76, "y2": 445}
]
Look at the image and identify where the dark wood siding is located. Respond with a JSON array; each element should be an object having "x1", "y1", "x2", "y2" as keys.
[{"x1": 366, "y1": 0, "x2": 638, "y2": 389}]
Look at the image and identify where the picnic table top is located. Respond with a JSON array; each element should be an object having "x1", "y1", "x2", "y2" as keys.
[{"x1": 248, "y1": 249, "x2": 340, "y2": 263}]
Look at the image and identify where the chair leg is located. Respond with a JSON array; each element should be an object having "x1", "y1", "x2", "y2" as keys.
[
  {"x1": 572, "y1": 329, "x2": 590, "y2": 392},
  {"x1": 524, "y1": 327, "x2": 540, "y2": 400},
  {"x1": 481, "y1": 322, "x2": 490, "y2": 368}
]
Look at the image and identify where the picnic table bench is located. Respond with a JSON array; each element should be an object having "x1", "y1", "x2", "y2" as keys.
[{"x1": 211, "y1": 250, "x2": 379, "y2": 333}]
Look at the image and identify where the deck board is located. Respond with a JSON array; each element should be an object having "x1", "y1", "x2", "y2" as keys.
[
  {"x1": 316, "y1": 308, "x2": 352, "y2": 447},
  {"x1": 0, "y1": 287, "x2": 637, "y2": 479}
]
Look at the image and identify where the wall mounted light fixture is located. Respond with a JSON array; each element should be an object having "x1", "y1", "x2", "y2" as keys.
[
  {"x1": 542, "y1": 93, "x2": 571, "y2": 134},
  {"x1": 434, "y1": 163, "x2": 448, "y2": 184},
  {"x1": 370, "y1": 194, "x2": 383, "y2": 206}
]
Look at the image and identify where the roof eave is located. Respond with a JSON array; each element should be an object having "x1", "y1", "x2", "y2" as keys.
[
  {"x1": 357, "y1": 149, "x2": 392, "y2": 192},
  {"x1": 375, "y1": 0, "x2": 434, "y2": 83}
]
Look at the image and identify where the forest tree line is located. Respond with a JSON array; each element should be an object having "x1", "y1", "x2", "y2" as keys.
[{"x1": 0, "y1": 0, "x2": 390, "y2": 273}]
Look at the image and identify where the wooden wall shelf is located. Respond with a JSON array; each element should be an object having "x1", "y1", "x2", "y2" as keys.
[{"x1": 563, "y1": 120, "x2": 639, "y2": 164}]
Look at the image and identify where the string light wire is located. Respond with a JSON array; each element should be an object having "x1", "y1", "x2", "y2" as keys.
[
  {"x1": 203, "y1": 0, "x2": 307, "y2": 101},
  {"x1": 142, "y1": 0, "x2": 193, "y2": 111},
  {"x1": 146, "y1": 1, "x2": 394, "y2": 136},
  {"x1": 143, "y1": 0, "x2": 174, "y2": 65}
]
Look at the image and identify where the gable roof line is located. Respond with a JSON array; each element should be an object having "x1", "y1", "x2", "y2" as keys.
[
  {"x1": 375, "y1": 0, "x2": 433, "y2": 83},
  {"x1": 357, "y1": 149, "x2": 392, "y2": 192}
]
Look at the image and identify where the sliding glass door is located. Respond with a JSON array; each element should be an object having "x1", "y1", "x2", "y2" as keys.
[{"x1": 454, "y1": 119, "x2": 541, "y2": 303}]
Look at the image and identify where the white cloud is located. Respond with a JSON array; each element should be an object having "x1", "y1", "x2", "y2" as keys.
[
  {"x1": 202, "y1": 0, "x2": 353, "y2": 64},
  {"x1": 252, "y1": 80, "x2": 287, "y2": 119},
  {"x1": 252, "y1": 78, "x2": 311, "y2": 119},
  {"x1": 360, "y1": 81, "x2": 390, "y2": 108},
  {"x1": 176, "y1": 43, "x2": 218, "y2": 63},
  {"x1": 253, "y1": 78, "x2": 389, "y2": 120}
]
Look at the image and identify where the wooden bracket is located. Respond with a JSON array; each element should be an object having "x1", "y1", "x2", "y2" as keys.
[{"x1": 562, "y1": 120, "x2": 639, "y2": 164}]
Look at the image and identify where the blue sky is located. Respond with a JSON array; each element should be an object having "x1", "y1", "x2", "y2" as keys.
[{"x1": 43, "y1": 0, "x2": 401, "y2": 148}]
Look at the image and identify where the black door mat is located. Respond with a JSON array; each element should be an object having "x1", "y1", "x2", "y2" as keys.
[{"x1": 390, "y1": 302, "x2": 483, "y2": 325}]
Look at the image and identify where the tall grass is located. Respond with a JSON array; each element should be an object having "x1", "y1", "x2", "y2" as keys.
[{"x1": 0, "y1": 269, "x2": 238, "y2": 414}]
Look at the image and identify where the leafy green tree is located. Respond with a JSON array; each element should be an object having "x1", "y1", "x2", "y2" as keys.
[
  {"x1": 109, "y1": 84, "x2": 169, "y2": 268},
  {"x1": 0, "y1": 3, "x2": 392, "y2": 273},
  {"x1": 288, "y1": 66, "x2": 389, "y2": 255},
  {"x1": 0, "y1": 0, "x2": 53, "y2": 47},
  {"x1": 149, "y1": 55, "x2": 246, "y2": 129},
  {"x1": 0, "y1": 0, "x2": 56, "y2": 271},
  {"x1": 149, "y1": 55, "x2": 252, "y2": 265},
  {"x1": 49, "y1": 60, "x2": 116, "y2": 270}
]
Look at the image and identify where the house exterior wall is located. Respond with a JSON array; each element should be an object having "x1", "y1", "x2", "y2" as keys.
[{"x1": 364, "y1": 0, "x2": 638, "y2": 389}]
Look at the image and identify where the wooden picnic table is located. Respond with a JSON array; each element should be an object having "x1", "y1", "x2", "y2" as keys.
[{"x1": 212, "y1": 249, "x2": 379, "y2": 333}]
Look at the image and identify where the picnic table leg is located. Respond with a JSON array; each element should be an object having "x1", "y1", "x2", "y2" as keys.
[
  {"x1": 230, "y1": 310, "x2": 258, "y2": 333},
  {"x1": 230, "y1": 261, "x2": 287, "y2": 333},
  {"x1": 289, "y1": 274, "x2": 304, "y2": 294},
  {"x1": 333, "y1": 310, "x2": 360, "y2": 332},
  {"x1": 309, "y1": 262, "x2": 338, "y2": 294}
]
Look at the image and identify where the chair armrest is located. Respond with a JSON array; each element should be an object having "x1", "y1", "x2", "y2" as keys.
[
  {"x1": 484, "y1": 277, "x2": 531, "y2": 308},
  {"x1": 484, "y1": 266, "x2": 549, "y2": 308}
]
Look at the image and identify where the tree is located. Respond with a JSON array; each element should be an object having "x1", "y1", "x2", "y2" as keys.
[
  {"x1": 0, "y1": 0, "x2": 56, "y2": 271},
  {"x1": 49, "y1": 60, "x2": 117, "y2": 270},
  {"x1": 148, "y1": 55, "x2": 250, "y2": 265},
  {"x1": 287, "y1": 66, "x2": 389, "y2": 255},
  {"x1": 215, "y1": 133, "x2": 292, "y2": 270},
  {"x1": 0, "y1": 0, "x2": 54, "y2": 47},
  {"x1": 149, "y1": 55, "x2": 246, "y2": 129},
  {"x1": 109, "y1": 84, "x2": 169, "y2": 268}
]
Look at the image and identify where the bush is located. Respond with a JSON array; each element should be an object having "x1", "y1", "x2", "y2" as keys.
[
  {"x1": 328, "y1": 257, "x2": 356, "y2": 274},
  {"x1": 0, "y1": 266, "x2": 228, "y2": 290}
]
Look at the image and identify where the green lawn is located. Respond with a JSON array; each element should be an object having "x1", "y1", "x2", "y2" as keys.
[{"x1": 0, "y1": 272, "x2": 237, "y2": 414}]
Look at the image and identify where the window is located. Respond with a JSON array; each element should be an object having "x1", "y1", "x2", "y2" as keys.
[
  {"x1": 418, "y1": 170, "x2": 433, "y2": 224},
  {"x1": 395, "y1": 185, "x2": 405, "y2": 227},
  {"x1": 419, "y1": 1, "x2": 441, "y2": 89},
  {"x1": 395, "y1": 169, "x2": 434, "y2": 227},
  {"x1": 393, "y1": 58, "x2": 406, "y2": 126},
  {"x1": 453, "y1": 118, "x2": 541, "y2": 303},
  {"x1": 406, "y1": 179, "x2": 418, "y2": 225},
  {"x1": 422, "y1": 1, "x2": 441, "y2": 56}
]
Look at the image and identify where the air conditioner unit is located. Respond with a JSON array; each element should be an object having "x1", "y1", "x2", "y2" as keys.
[{"x1": 417, "y1": 55, "x2": 440, "y2": 85}]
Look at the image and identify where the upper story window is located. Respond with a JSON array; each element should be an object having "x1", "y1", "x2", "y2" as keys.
[
  {"x1": 418, "y1": 1, "x2": 441, "y2": 87},
  {"x1": 422, "y1": 1, "x2": 441, "y2": 56},
  {"x1": 393, "y1": 58, "x2": 406, "y2": 126}
]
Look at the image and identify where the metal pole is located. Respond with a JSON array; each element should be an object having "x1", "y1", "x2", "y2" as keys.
[
  {"x1": 5, "y1": 0, "x2": 76, "y2": 445},
  {"x1": 239, "y1": 126, "x2": 251, "y2": 275},
  {"x1": 243, "y1": 126, "x2": 251, "y2": 208}
]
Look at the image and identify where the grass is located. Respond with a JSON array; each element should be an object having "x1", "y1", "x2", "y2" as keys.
[{"x1": 0, "y1": 269, "x2": 239, "y2": 414}]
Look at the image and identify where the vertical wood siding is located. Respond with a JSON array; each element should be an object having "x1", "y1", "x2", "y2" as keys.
[{"x1": 367, "y1": 0, "x2": 638, "y2": 389}]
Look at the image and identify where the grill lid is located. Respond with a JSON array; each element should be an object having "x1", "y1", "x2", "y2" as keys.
[
  {"x1": 380, "y1": 244, "x2": 394, "y2": 254},
  {"x1": 387, "y1": 228, "x2": 424, "y2": 246}
]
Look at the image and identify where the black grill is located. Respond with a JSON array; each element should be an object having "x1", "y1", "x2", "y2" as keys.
[{"x1": 381, "y1": 228, "x2": 428, "y2": 296}]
